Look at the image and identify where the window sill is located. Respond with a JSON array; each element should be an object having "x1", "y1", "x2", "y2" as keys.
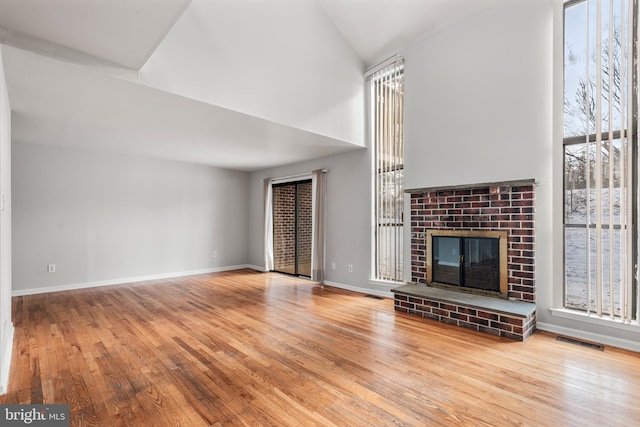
[
  {"x1": 549, "y1": 308, "x2": 640, "y2": 333},
  {"x1": 367, "y1": 279, "x2": 400, "y2": 297},
  {"x1": 368, "y1": 278, "x2": 402, "y2": 287}
]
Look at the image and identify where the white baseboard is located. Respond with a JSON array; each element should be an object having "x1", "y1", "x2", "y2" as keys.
[
  {"x1": 323, "y1": 280, "x2": 394, "y2": 299},
  {"x1": 0, "y1": 321, "x2": 14, "y2": 395},
  {"x1": 537, "y1": 322, "x2": 640, "y2": 353},
  {"x1": 12, "y1": 264, "x2": 255, "y2": 297},
  {"x1": 245, "y1": 264, "x2": 268, "y2": 273}
]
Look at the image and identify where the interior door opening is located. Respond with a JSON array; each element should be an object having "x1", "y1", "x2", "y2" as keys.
[{"x1": 272, "y1": 180, "x2": 312, "y2": 277}]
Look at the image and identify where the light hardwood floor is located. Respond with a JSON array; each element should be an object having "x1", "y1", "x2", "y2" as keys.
[{"x1": 2, "y1": 269, "x2": 639, "y2": 426}]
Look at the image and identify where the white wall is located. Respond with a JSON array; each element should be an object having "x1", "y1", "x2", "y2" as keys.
[
  {"x1": 403, "y1": 0, "x2": 553, "y2": 190},
  {"x1": 0, "y1": 47, "x2": 14, "y2": 394},
  {"x1": 139, "y1": 0, "x2": 365, "y2": 146},
  {"x1": 248, "y1": 147, "x2": 382, "y2": 294},
  {"x1": 12, "y1": 143, "x2": 250, "y2": 294}
]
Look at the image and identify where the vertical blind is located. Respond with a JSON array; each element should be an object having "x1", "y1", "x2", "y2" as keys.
[
  {"x1": 563, "y1": 0, "x2": 637, "y2": 322},
  {"x1": 371, "y1": 58, "x2": 404, "y2": 282}
]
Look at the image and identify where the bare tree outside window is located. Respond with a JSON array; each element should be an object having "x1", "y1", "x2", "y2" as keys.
[{"x1": 563, "y1": 0, "x2": 636, "y2": 321}]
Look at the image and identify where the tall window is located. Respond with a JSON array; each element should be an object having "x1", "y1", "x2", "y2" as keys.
[
  {"x1": 563, "y1": 0, "x2": 637, "y2": 322},
  {"x1": 370, "y1": 58, "x2": 404, "y2": 282}
]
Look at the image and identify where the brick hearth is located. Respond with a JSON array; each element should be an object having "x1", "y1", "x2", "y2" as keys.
[
  {"x1": 394, "y1": 180, "x2": 537, "y2": 341},
  {"x1": 392, "y1": 284, "x2": 536, "y2": 341}
]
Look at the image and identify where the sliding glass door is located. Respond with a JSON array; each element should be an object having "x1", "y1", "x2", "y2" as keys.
[{"x1": 272, "y1": 180, "x2": 312, "y2": 277}]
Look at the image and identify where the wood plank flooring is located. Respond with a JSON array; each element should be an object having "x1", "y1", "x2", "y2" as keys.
[{"x1": 2, "y1": 269, "x2": 640, "y2": 426}]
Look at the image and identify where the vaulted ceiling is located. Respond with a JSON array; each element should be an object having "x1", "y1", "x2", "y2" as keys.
[
  {"x1": 320, "y1": 0, "x2": 510, "y2": 68},
  {"x1": 0, "y1": 0, "x2": 509, "y2": 171},
  {"x1": 0, "y1": 0, "x2": 192, "y2": 69}
]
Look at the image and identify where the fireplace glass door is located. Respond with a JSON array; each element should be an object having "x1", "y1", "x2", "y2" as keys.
[
  {"x1": 463, "y1": 237, "x2": 499, "y2": 291},
  {"x1": 432, "y1": 237, "x2": 462, "y2": 286},
  {"x1": 432, "y1": 236, "x2": 500, "y2": 293}
]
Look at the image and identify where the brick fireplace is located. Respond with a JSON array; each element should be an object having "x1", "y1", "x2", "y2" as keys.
[{"x1": 392, "y1": 180, "x2": 537, "y2": 341}]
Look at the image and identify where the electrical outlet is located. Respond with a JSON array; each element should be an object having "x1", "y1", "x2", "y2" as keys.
[
  {"x1": 212, "y1": 251, "x2": 218, "y2": 258},
  {"x1": 47, "y1": 264, "x2": 56, "y2": 273},
  {"x1": 331, "y1": 262, "x2": 336, "y2": 270},
  {"x1": 348, "y1": 264, "x2": 353, "y2": 272}
]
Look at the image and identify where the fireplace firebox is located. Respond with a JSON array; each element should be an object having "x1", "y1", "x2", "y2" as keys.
[{"x1": 427, "y1": 229, "x2": 508, "y2": 298}]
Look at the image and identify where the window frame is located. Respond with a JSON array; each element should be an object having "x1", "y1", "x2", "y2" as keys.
[
  {"x1": 368, "y1": 58, "x2": 405, "y2": 283},
  {"x1": 561, "y1": 0, "x2": 638, "y2": 322}
]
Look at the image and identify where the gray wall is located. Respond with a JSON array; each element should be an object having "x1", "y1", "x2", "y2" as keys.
[
  {"x1": 249, "y1": 148, "x2": 374, "y2": 291},
  {"x1": 12, "y1": 143, "x2": 249, "y2": 292}
]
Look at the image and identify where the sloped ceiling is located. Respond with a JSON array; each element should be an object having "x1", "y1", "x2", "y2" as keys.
[
  {"x1": 3, "y1": 46, "x2": 355, "y2": 171},
  {"x1": 320, "y1": 0, "x2": 511, "y2": 68},
  {"x1": 0, "y1": 0, "x2": 192, "y2": 70},
  {"x1": 0, "y1": 0, "x2": 509, "y2": 171}
]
